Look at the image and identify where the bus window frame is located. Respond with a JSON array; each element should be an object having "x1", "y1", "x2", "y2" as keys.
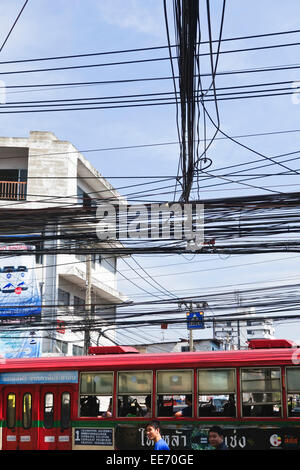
[
  {"x1": 61, "y1": 391, "x2": 71, "y2": 431},
  {"x1": 79, "y1": 370, "x2": 114, "y2": 419},
  {"x1": 22, "y1": 392, "x2": 32, "y2": 430},
  {"x1": 155, "y1": 368, "x2": 194, "y2": 419},
  {"x1": 43, "y1": 392, "x2": 54, "y2": 429},
  {"x1": 6, "y1": 392, "x2": 16, "y2": 430},
  {"x1": 240, "y1": 366, "x2": 283, "y2": 419},
  {"x1": 285, "y1": 366, "x2": 300, "y2": 419},
  {"x1": 116, "y1": 369, "x2": 153, "y2": 419},
  {"x1": 197, "y1": 367, "x2": 237, "y2": 418}
]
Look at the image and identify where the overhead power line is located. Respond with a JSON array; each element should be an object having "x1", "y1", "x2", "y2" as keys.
[
  {"x1": 0, "y1": 0, "x2": 29, "y2": 53},
  {"x1": 1, "y1": 27, "x2": 300, "y2": 65}
]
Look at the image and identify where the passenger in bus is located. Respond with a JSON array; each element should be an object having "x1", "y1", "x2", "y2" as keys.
[
  {"x1": 174, "y1": 394, "x2": 192, "y2": 417},
  {"x1": 223, "y1": 394, "x2": 236, "y2": 417},
  {"x1": 157, "y1": 396, "x2": 173, "y2": 417},
  {"x1": 118, "y1": 396, "x2": 144, "y2": 417},
  {"x1": 80, "y1": 396, "x2": 99, "y2": 417},
  {"x1": 118, "y1": 396, "x2": 131, "y2": 417},
  {"x1": 143, "y1": 395, "x2": 152, "y2": 418},
  {"x1": 198, "y1": 398, "x2": 216, "y2": 416},
  {"x1": 243, "y1": 393, "x2": 275, "y2": 417},
  {"x1": 102, "y1": 398, "x2": 112, "y2": 418}
]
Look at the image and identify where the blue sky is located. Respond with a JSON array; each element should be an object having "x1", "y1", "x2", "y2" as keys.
[{"x1": 1, "y1": 0, "x2": 300, "y2": 344}]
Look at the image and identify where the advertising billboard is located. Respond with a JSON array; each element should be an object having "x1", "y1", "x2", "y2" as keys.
[
  {"x1": 0, "y1": 245, "x2": 42, "y2": 358},
  {"x1": 0, "y1": 331, "x2": 41, "y2": 358},
  {"x1": 0, "y1": 245, "x2": 42, "y2": 316}
]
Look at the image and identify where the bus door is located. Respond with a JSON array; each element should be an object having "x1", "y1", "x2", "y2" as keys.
[
  {"x1": 38, "y1": 385, "x2": 73, "y2": 450},
  {"x1": 2, "y1": 386, "x2": 37, "y2": 450}
]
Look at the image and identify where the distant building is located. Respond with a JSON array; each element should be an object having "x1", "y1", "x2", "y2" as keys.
[
  {"x1": 128, "y1": 338, "x2": 222, "y2": 353},
  {"x1": 0, "y1": 131, "x2": 128, "y2": 357},
  {"x1": 214, "y1": 318, "x2": 275, "y2": 350}
]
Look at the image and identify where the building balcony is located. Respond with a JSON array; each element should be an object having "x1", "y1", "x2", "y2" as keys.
[
  {"x1": 58, "y1": 263, "x2": 128, "y2": 304},
  {"x1": 0, "y1": 181, "x2": 27, "y2": 200}
]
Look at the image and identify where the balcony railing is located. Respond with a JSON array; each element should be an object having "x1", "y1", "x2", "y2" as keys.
[{"x1": 0, "y1": 181, "x2": 27, "y2": 200}]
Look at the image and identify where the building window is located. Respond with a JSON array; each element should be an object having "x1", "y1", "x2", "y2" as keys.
[
  {"x1": 241, "y1": 368, "x2": 282, "y2": 417},
  {"x1": 73, "y1": 296, "x2": 85, "y2": 313},
  {"x1": 91, "y1": 253, "x2": 102, "y2": 269},
  {"x1": 103, "y1": 256, "x2": 116, "y2": 274},
  {"x1": 56, "y1": 339, "x2": 68, "y2": 355},
  {"x1": 58, "y1": 289, "x2": 70, "y2": 306},
  {"x1": 77, "y1": 186, "x2": 94, "y2": 207},
  {"x1": 72, "y1": 344, "x2": 84, "y2": 356},
  {"x1": 74, "y1": 241, "x2": 86, "y2": 262},
  {"x1": 34, "y1": 238, "x2": 44, "y2": 265}
]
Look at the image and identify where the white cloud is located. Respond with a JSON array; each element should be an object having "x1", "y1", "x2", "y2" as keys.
[{"x1": 96, "y1": 0, "x2": 166, "y2": 38}]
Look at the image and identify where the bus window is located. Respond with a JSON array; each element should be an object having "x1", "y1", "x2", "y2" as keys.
[
  {"x1": 7, "y1": 393, "x2": 16, "y2": 429},
  {"x1": 61, "y1": 392, "x2": 71, "y2": 430},
  {"x1": 286, "y1": 368, "x2": 300, "y2": 417},
  {"x1": 156, "y1": 370, "x2": 193, "y2": 418},
  {"x1": 44, "y1": 393, "x2": 54, "y2": 429},
  {"x1": 22, "y1": 393, "x2": 32, "y2": 429},
  {"x1": 241, "y1": 368, "x2": 282, "y2": 417},
  {"x1": 80, "y1": 372, "x2": 113, "y2": 417},
  {"x1": 117, "y1": 371, "x2": 152, "y2": 417},
  {"x1": 198, "y1": 369, "x2": 236, "y2": 417}
]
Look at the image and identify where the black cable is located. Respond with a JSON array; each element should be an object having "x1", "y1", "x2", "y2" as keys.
[
  {"x1": 0, "y1": 0, "x2": 29, "y2": 53},
  {"x1": 2, "y1": 27, "x2": 300, "y2": 65}
]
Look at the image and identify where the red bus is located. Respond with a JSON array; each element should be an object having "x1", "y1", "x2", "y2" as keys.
[{"x1": 0, "y1": 339, "x2": 300, "y2": 450}]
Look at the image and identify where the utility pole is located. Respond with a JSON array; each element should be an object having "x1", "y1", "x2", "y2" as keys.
[
  {"x1": 84, "y1": 252, "x2": 92, "y2": 355},
  {"x1": 189, "y1": 324, "x2": 194, "y2": 352}
]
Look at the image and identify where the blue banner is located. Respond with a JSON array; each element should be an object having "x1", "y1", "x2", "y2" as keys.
[
  {"x1": 0, "y1": 370, "x2": 78, "y2": 384},
  {"x1": 0, "y1": 245, "x2": 41, "y2": 316},
  {"x1": 0, "y1": 331, "x2": 41, "y2": 358}
]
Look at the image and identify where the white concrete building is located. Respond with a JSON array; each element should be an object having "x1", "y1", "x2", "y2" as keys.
[
  {"x1": 128, "y1": 338, "x2": 221, "y2": 353},
  {"x1": 214, "y1": 317, "x2": 275, "y2": 350},
  {"x1": 0, "y1": 131, "x2": 128, "y2": 357}
]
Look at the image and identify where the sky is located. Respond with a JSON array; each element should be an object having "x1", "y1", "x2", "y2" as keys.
[{"x1": 1, "y1": 0, "x2": 300, "y2": 345}]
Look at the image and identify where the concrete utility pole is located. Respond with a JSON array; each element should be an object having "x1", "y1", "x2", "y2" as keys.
[
  {"x1": 84, "y1": 252, "x2": 92, "y2": 355},
  {"x1": 189, "y1": 324, "x2": 194, "y2": 352}
]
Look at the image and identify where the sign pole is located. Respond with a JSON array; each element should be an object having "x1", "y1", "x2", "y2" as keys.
[{"x1": 189, "y1": 327, "x2": 193, "y2": 352}]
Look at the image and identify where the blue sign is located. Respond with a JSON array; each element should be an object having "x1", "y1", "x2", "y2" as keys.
[
  {"x1": 186, "y1": 311, "x2": 204, "y2": 329},
  {"x1": 0, "y1": 331, "x2": 41, "y2": 358},
  {"x1": 0, "y1": 245, "x2": 41, "y2": 317},
  {"x1": 0, "y1": 370, "x2": 79, "y2": 384}
]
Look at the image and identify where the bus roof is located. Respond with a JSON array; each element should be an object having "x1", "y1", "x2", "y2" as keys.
[{"x1": 0, "y1": 348, "x2": 298, "y2": 373}]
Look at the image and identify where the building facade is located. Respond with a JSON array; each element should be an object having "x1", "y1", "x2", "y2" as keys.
[
  {"x1": 131, "y1": 338, "x2": 221, "y2": 353},
  {"x1": 0, "y1": 131, "x2": 127, "y2": 357},
  {"x1": 214, "y1": 317, "x2": 275, "y2": 350}
]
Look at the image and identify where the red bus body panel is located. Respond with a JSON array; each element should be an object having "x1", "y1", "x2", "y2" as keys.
[{"x1": 0, "y1": 349, "x2": 298, "y2": 372}]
